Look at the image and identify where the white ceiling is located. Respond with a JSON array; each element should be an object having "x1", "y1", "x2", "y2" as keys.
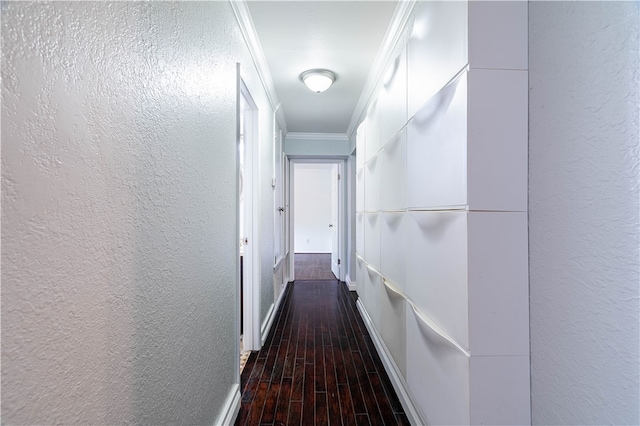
[{"x1": 246, "y1": 1, "x2": 399, "y2": 135}]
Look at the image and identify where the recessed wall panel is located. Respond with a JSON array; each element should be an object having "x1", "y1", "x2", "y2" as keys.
[
  {"x1": 380, "y1": 212, "x2": 407, "y2": 292},
  {"x1": 469, "y1": 355, "x2": 531, "y2": 425},
  {"x1": 468, "y1": 0, "x2": 528, "y2": 70},
  {"x1": 468, "y1": 69, "x2": 528, "y2": 211},
  {"x1": 356, "y1": 212, "x2": 364, "y2": 257},
  {"x1": 468, "y1": 212, "x2": 529, "y2": 356},
  {"x1": 357, "y1": 120, "x2": 367, "y2": 170},
  {"x1": 364, "y1": 213, "x2": 381, "y2": 271},
  {"x1": 407, "y1": 308, "x2": 470, "y2": 425},
  {"x1": 356, "y1": 167, "x2": 365, "y2": 213},
  {"x1": 406, "y1": 210, "x2": 469, "y2": 349},
  {"x1": 380, "y1": 281, "x2": 407, "y2": 377},
  {"x1": 380, "y1": 48, "x2": 408, "y2": 145},
  {"x1": 407, "y1": 72, "x2": 468, "y2": 209},
  {"x1": 364, "y1": 265, "x2": 382, "y2": 329},
  {"x1": 356, "y1": 256, "x2": 366, "y2": 302},
  {"x1": 380, "y1": 130, "x2": 407, "y2": 211},
  {"x1": 365, "y1": 98, "x2": 382, "y2": 161},
  {"x1": 364, "y1": 154, "x2": 381, "y2": 212},
  {"x1": 407, "y1": 0, "x2": 468, "y2": 118}
]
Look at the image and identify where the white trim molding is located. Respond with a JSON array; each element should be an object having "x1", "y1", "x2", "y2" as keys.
[
  {"x1": 357, "y1": 299, "x2": 428, "y2": 426},
  {"x1": 260, "y1": 280, "x2": 290, "y2": 344},
  {"x1": 345, "y1": 274, "x2": 356, "y2": 292},
  {"x1": 229, "y1": 0, "x2": 288, "y2": 135},
  {"x1": 346, "y1": 0, "x2": 417, "y2": 139},
  {"x1": 286, "y1": 132, "x2": 349, "y2": 142},
  {"x1": 213, "y1": 383, "x2": 241, "y2": 426}
]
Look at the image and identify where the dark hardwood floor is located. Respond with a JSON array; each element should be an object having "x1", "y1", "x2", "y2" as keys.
[
  {"x1": 235, "y1": 279, "x2": 409, "y2": 426},
  {"x1": 294, "y1": 253, "x2": 337, "y2": 280}
]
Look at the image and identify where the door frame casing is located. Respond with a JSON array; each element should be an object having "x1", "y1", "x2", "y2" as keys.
[
  {"x1": 238, "y1": 76, "x2": 261, "y2": 353},
  {"x1": 288, "y1": 157, "x2": 347, "y2": 282}
]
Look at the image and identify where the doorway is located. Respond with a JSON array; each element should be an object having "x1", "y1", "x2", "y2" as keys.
[
  {"x1": 290, "y1": 160, "x2": 344, "y2": 282},
  {"x1": 238, "y1": 77, "x2": 260, "y2": 366}
]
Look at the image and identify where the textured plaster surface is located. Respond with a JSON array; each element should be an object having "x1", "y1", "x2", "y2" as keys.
[
  {"x1": 1, "y1": 2, "x2": 277, "y2": 424},
  {"x1": 529, "y1": 2, "x2": 640, "y2": 424}
]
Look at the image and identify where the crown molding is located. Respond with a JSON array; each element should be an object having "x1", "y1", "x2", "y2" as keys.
[
  {"x1": 230, "y1": 0, "x2": 288, "y2": 136},
  {"x1": 346, "y1": 0, "x2": 417, "y2": 139},
  {"x1": 286, "y1": 132, "x2": 349, "y2": 142}
]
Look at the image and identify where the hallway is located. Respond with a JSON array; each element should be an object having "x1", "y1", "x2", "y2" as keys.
[
  {"x1": 235, "y1": 280, "x2": 409, "y2": 426},
  {"x1": 2, "y1": 2, "x2": 638, "y2": 425}
]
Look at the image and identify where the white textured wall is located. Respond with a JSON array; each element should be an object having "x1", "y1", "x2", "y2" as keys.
[
  {"x1": 529, "y1": 2, "x2": 640, "y2": 424},
  {"x1": 1, "y1": 2, "x2": 276, "y2": 423},
  {"x1": 294, "y1": 164, "x2": 333, "y2": 253}
]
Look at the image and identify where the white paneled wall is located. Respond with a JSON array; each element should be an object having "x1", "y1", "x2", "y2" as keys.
[
  {"x1": 407, "y1": 210, "x2": 469, "y2": 349},
  {"x1": 407, "y1": 72, "x2": 468, "y2": 209},
  {"x1": 380, "y1": 131, "x2": 407, "y2": 211},
  {"x1": 364, "y1": 264, "x2": 382, "y2": 329},
  {"x1": 407, "y1": 0, "x2": 468, "y2": 118},
  {"x1": 467, "y1": 69, "x2": 528, "y2": 211},
  {"x1": 380, "y1": 212, "x2": 407, "y2": 292},
  {"x1": 380, "y1": 280, "x2": 407, "y2": 376},
  {"x1": 355, "y1": 1, "x2": 530, "y2": 424},
  {"x1": 363, "y1": 213, "x2": 381, "y2": 271}
]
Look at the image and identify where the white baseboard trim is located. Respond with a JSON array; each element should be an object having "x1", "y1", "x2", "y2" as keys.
[
  {"x1": 345, "y1": 274, "x2": 357, "y2": 291},
  {"x1": 261, "y1": 302, "x2": 274, "y2": 345},
  {"x1": 260, "y1": 280, "x2": 289, "y2": 345},
  {"x1": 356, "y1": 299, "x2": 428, "y2": 426},
  {"x1": 213, "y1": 383, "x2": 240, "y2": 426}
]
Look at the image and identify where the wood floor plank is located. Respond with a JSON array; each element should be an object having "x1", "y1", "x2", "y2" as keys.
[
  {"x1": 259, "y1": 380, "x2": 280, "y2": 424},
  {"x1": 235, "y1": 279, "x2": 408, "y2": 426},
  {"x1": 262, "y1": 343, "x2": 279, "y2": 381},
  {"x1": 302, "y1": 361, "x2": 316, "y2": 424},
  {"x1": 353, "y1": 350, "x2": 384, "y2": 424},
  {"x1": 291, "y1": 358, "x2": 305, "y2": 402},
  {"x1": 243, "y1": 381, "x2": 268, "y2": 426},
  {"x1": 294, "y1": 310, "x2": 307, "y2": 360},
  {"x1": 368, "y1": 371, "x2": 397, "y2": 425},
  {"x1": 241, "y1": 356, "x2": 265, "y2": 403},
  {"x1": 337, "y1": 383, "x2": 356, "y2": 426},
  {"x1": 323, "y1": 339, "x2": 341, "y2": 426},
  {"x1": 316, "y1": 391, "x2": 329, "y2": 426},
  {"x1": 332, "y1": 346, "x2": 347, "y2": 386},
  {"x1": 274, "y1": 377, "x2": 292, "y2": 426},
  {"x1": 342, "y1": 347, "x2": 367, "y2": 415},
  {"x1": 240, "y1": 351, "x2": 257, "y2": 386},
  {"x1": 287, "y1": 401, "x2": 302, "y2": 426},
  {"x1": 314, "y1": 333, "x2": 326, "y2": 392},
  {"x1": 271, "y1": 341, "x2": 287, "y2": 382},
  {"x1": 356, "y1": 413, "x2": 371, "y2": 426},
  {"x1": 282, "y1": 338, "x2": 296, "y2": 378},
  {"x1": 378, "y1": 361, "x2": 405, "y2": 413}
]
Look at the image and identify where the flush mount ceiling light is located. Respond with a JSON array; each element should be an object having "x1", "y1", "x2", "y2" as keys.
[{"x1": 300, "y1": 69, "x2": 336, "y2": 93}]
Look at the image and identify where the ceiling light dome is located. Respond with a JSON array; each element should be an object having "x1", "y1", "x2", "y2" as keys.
[{"x1": 300, "y1": 69, "x2": 336, "y2": 93}]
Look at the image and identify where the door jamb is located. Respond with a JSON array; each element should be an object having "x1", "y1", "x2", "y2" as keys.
[
  {"x1": 288, "y1": 157, "x2": 346, "y2": 282},
  {"x1": 239, "y1": 77, "x2": 261, "y2": 352}
]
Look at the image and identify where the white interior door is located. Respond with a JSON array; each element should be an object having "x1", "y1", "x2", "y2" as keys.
[
  {"x1": 240, "y1": 80, "x2": 259, "y2": 351},
  {"x1": 330, "y1": 164, "x2": 340, "y2": 278}
]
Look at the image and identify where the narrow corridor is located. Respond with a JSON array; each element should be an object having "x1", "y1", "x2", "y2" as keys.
[{"x1": 235, "y1": 279, "x2": 409, "y2": 425}]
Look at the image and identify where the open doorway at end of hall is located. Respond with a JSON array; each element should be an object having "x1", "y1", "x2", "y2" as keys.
[{"x1": 292, "y1": 162, "x2": 341, "y2": 281}]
